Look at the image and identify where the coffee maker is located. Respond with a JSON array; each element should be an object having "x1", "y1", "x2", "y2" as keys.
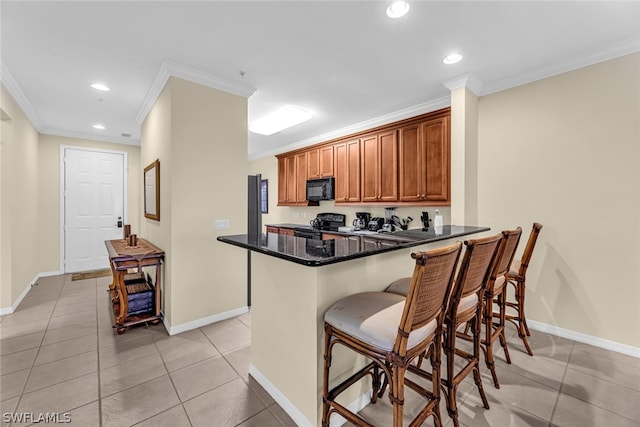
[
  {"x1": 420, "y1": 211, "x2": 431, "y2": 231},
  {"x1": 352, "y1": 212, "x2": 371, "y2": 230}
]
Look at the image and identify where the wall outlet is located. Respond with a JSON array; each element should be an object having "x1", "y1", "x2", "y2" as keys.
[{"x1": 214, "y1": 219, "x2": 230, "y2": 230}]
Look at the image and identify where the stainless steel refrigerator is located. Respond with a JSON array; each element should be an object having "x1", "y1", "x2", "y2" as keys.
[{"x1": 246, "y1": 174, "x2": 263, "y2": 306}]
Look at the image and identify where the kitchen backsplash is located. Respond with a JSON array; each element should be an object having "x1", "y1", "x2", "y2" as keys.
[{"x1": 263, "y1": 203, "x2": 451, "y2": 229}]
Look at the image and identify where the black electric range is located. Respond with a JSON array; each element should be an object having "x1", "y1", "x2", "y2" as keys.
[{"x1": 294, "y1": 213, "x2": 346, "y2": 239}]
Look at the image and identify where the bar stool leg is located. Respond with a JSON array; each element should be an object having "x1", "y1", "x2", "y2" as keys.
[
  {"x1": 444, "y1": 324, "x2": 460, "y2": 426},
  {"x1": 390, "y1": 363, "x2": 406, "y2": 427},
  {"x1": 321, "y1": 324, "x2": 333, "y2": 427}
]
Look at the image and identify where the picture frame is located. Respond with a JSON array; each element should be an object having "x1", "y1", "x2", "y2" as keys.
[
  {"x1": 261, "y1": 179, "x2": 269, "y2": 214},
  {"x1": 144, "y1": 159, "x2": 160, "y2": 221}
]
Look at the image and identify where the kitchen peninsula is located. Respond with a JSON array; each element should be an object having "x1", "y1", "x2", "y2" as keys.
[{"x1": 217, "y1": 225, "x2": 488, "y2": 426}]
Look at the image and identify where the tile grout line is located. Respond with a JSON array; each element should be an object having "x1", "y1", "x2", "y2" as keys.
[
  {"x1": 150, "y1": 322, "x2": 195, "y2": 427},
  {"x1": 97, "y1": 278, "x2": 104, "y2": 427},
  {"x1": 547, "y1": 339, "x2": 573, "y2": 426},
  {"x1": 556, "y1": 340, "x2": 640, "y2": 425}
]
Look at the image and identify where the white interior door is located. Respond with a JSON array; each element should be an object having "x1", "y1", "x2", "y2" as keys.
[{"x1": 64, "y1": 148, "x2": 125, "y2": 272}]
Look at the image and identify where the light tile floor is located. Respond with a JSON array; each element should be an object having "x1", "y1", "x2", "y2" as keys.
[{"x1": 1, "y1": 274, "x2": 639, "y2": 426}]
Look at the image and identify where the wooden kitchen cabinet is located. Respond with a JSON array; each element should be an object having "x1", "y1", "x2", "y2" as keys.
[
  {"x1": 276, "y1": 107, "x2": 450, "y2": 207},
  {"x1": 295, "y1": 152, "x2": 308, "y2": 203},
  {"x1": 360, "y1": 130, "x2": 398, "y2": 203},
  {"x1": 321, "y1": 232, "x2": 344, "y2": 240},
  {"x1": 280, "y1": 227, "x2": 295, "y2": 236},
  {"x1": 277, "y1": 152, "x2": 310, "y2": 206},
  {"x1": 266, "y1": 226, "x2": 295, "y2": 236},
  {"x1": 334, "y1": 139, "x2": 361, "y2": 202},
  {"x1": 307, "y1": 145, "x2": 334, "y2": 179},
  {"x1": 399, "y1": 116, "x2": 450, "y2": 203}
]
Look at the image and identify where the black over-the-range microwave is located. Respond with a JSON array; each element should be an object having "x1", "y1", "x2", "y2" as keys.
[{"x1": 306, "y1": 177, "x2": 335, "y2": 201}]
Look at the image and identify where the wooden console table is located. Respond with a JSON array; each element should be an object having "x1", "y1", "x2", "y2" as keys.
[{"x1": 105, "y1": 238, "x2": 164, "y2": 334}]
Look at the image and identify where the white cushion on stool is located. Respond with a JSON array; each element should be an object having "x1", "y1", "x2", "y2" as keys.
[
  {"x1": 324, "y1": 292, "x2": 437, "y2": 352},
  {"x1": 458, "y1": 293, "x2": 478, "y2": 312},
  {"x1": 385, "y1": 277, "x2": 411, "y2": 296}
]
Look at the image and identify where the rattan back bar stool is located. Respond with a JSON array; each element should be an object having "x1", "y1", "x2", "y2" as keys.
[
  {"x1": 322, "y1": 241, "x2": 462, "y2": 427},
  {"x1": 435, "y1": 234, "x2": 503, "y2": 427},
  {"x1": 504, "y1": 222, "x2": 543, "y2": 356},
  {"x1": 479, "y1": 227, "x2": 522, "y2": 388},
  {"x1": 388, "y1": 234, "x2": 503, "y2": 427}
]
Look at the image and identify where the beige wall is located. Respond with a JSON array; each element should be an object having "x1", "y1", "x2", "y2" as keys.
[
  {"x1": 38, "y1": 134, "x2": 141, "y2": 273},
  {"x1": 477, "y1": 53, "x2": 640, "y2": 347},
  {"x1": 0, "y1": 84, "x2": 40, "y2": 309},
  {"x1": 141, "y1": 81, "x2": 174, "y2": 323},
  {"x1": 142, "y1": 77, "x2": 249, "y2": 328}
]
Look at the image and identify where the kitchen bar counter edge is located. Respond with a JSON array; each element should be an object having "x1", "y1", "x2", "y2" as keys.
[{"x1": 217, "y1": 225, "x2": 490, "y2": 267}]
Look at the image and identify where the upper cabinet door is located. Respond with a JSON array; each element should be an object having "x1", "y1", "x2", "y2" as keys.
[
  {"x1": 423, "y1": 116, "x2": 450, "y2": 202},
  {"x1": 398, "y1": 123, "x2": 423, "y2": 202},
  {"x1": 361, "y1": 131, "x2": 398, "y2": 203},
  {"x1": 360, "y1": 134, "x2": 380, "y2": 203},
  {"x1": 307, "y1": 148, "x2": 320, "y2": 179},
  {"x1": 295, "y1": 152, "x2": 308, "y2": 203},
  {"x1": 398, "y1": 117, "x2": 450, "y2": 203},
  {"x1": 319, "y1": 145, "x2": 334, "y2": 177},
  {"x1": 334, "y1": 139, "x2": 361, "y2": 202},
  {"x1": 377, "y1": 130, "x2": 398, "y2": 202}
]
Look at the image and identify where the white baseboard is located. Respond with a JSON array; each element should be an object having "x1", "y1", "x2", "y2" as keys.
[
  {"x1": 0, "y1": 270, "x2": 61, "y2": 315},
  {"x1": 527, "y1": 319, "x2": 640, "y2": 359},
  {"x1": 164, "y1": 306, "x2": 249, "y2": 336},
  {"x1": 248, "y1": 363, "x2": 372, "y2": 427},
  {"x1": 249, "y1": 364, "x2": 314, "y2": 427}
]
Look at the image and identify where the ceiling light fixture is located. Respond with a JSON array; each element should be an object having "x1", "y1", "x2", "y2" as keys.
[
  {"x1": 249, "y1": 105, "x2": 312, "y2": 136},
  {"x1": 386, "y1": 1, "x2": 410, "y2": 18},
  {"x1": 443, "y1": 53, "x2": 463, "y2": 65},
  {"x1": 91, "y1": 83, "x2": 110, "y2": 91},
  {"x1": 92, "y1": 124, "x2": 105, "y2": 130}
]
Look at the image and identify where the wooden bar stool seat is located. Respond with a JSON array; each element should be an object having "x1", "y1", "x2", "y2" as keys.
[{"x1": 322, "y1": 242, "x2": 462, "y2": 427}]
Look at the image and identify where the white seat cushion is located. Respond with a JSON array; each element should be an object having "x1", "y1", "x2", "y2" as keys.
[
  {"x1": 492, "y1": 275, "x2": 506, "y2": 293},
  {"x1": 385, "y1": 277, "x2": 411, "y2": 296},
  {"x1": 457, "y1": 293, "x2": 478, "y2": 313},
  {"x1": 324, "y1": 292, "x2": 437, "y2": 352}
]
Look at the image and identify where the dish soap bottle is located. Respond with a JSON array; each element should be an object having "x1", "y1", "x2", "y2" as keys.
[{"x1": 434, "y1": 209, "x2": 443, "y2": 233}]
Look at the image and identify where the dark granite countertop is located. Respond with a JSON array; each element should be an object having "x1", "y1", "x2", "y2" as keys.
[{"x1": 217, "y1": 225, "x2": 490, "y2": 267}]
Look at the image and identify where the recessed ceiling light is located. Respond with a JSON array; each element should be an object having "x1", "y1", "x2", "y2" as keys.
[
  {"x1": 443, "y1": 53, "x2": 463, "y2": 65},
  {"x1": 249, "y1": 105, "x2": 312, "y2": 136},
  {"x1": 91, "y1": 83, "x2": 110, "y2": 91},
  {"x1": 386, "y1": 1, "x2": 410, "y2": 18},
  {"x1": 93, "y1": 124, "x2": 105, "y2": 130}
]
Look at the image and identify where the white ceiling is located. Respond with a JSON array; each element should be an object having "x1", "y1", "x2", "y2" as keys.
[{"x1": 2, "y1": 1, "x2": 639, "y2": 159}]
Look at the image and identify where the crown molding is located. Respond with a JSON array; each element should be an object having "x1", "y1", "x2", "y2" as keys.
[
  {"x1": 0, "y1": 62, "x2": 44, "y2": 130},
  {"x1": 136, "y1": 59, "x2": 257, "y2": 125},
  {"x1": 481, "y1": 36, "x2": 640, "y2": 96},
  {"x1": 249, "y1": 96, "x2": 451, "y2": 161},
  {"x1": 40, "y1": 127, "x2": 140, "y2": 146},
  {"x1": 442, "y1": 73, "x2": 484, "y2": 96}
]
